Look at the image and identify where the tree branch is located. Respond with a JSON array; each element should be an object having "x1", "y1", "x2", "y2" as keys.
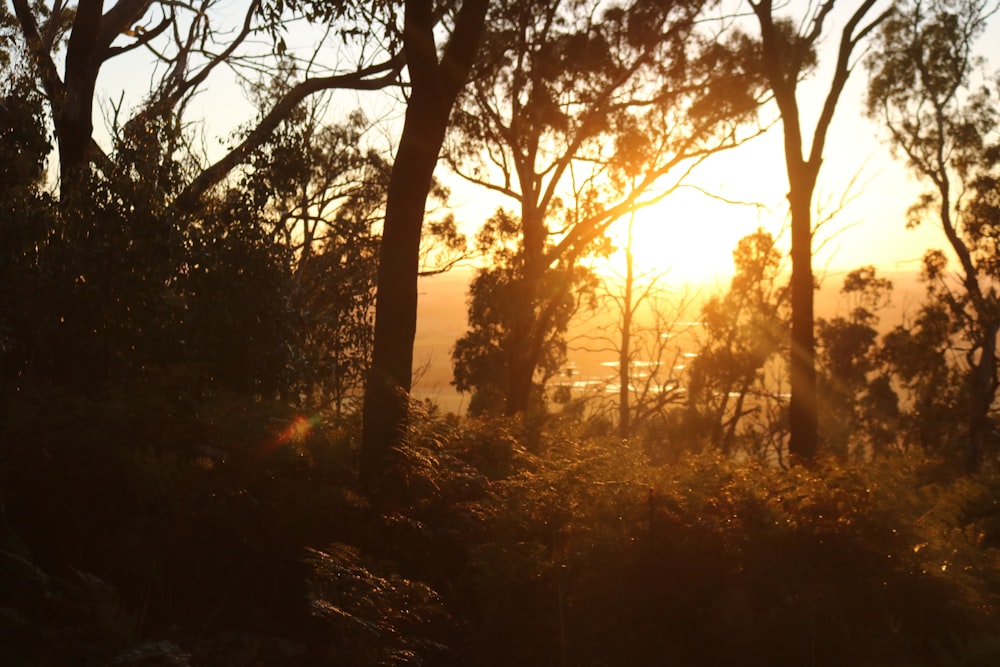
[{"x1": 171, "y1": 54, "x2": 405, "y2": 214}]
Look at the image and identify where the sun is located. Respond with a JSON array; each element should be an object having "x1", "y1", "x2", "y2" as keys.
[{"x1": 601, "y1": 185, "x2": 785, "y2": 287}]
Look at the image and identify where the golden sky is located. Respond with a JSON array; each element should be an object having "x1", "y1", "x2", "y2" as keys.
[{"x1": 92, "y1": 1, "x2": 1000, "y2": 287}]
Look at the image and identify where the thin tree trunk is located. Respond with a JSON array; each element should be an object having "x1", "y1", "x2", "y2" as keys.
[
  {"x1": 618, "y1": 222, "x2": 635, "y2": 439},
  {"x1": 504, "y1": 208, "x2": 547, "y2": 415}
]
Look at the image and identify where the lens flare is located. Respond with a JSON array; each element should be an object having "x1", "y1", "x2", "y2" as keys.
[{"x1": 275, "y1": 414, "x2": 320, "y2": 446}]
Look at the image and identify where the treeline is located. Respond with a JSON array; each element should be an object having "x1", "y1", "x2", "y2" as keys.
[{"x1": 1, "y1": 0, "x2": 1000, "y2": 665}]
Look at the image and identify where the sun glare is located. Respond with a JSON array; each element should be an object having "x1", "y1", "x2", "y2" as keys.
[{"x1": 602, "y1": 185, "x2": 785, "y2": 287}]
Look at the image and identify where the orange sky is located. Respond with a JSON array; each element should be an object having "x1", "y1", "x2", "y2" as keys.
[{"x1": 91, "y1": 2, "x2": 999, "y2": 288}]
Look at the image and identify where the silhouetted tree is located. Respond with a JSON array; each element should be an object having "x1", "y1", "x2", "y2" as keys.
[
  {"x1": 577, "y1": 211, "x2": 691, "y2": 439},
  {"x1": 446, "y1": 0, "x2": 766, "y2": 415},
  {"x1": 877, "y1": 263, "x2": 965, "y2": 462},
  {"x1": 360, "y1": 0, "x2": 488, "y2": 489},
  {"x1": 685, "y1": 229, "x2": 789, "y2": 458},
  {"x1": 10, "y1": 0, "x2": 403, "y2": 207},
  {"x1": 748, "y1": 0, "x2": 891, "y2": 464},
  {"x1": 0, "y1": 13, "x2": 56, "y2": 392},
  {"x1": 867, "y1": 0, "x2": 1000, "y2": 472},
  {"x1": 452, "y1": 209, "x2": 597, "y2": 416},
  {"x1": 816, "y1": 266, "x2": 899, "y2": 458}
]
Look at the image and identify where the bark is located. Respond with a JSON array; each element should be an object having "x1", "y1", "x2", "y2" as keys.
[
  {"x1": 505, "y1": 352, "x2": 536, "y2": 415},
  {"x1": 12, "y1": 0, "x2": 153, "y2": 200},
  {"x1": 940, "y1": 181, "x2": 997, "y2": 474},
  {"x1": 967, "y1": 328, "x2": 997, "y2": 473},
  {"x1": 503, "y1": 259, "x2": 572, "y2": 415},
  {"x1": 787, "y1": 184, "x2": 818, "y2": 462},
  {"x1": 749, "y1": 0, "x2": 888, "y2": 464},
  {"x1": 360, "y1": 0, "x2": 487, "y2": 489}
]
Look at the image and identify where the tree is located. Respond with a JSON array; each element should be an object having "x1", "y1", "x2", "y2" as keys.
[
  {"x1": 573, "y1": 211, "x2": 692, "y2": 439},
  {"x1": 10, "y1": 0, "x2": 403, "y2": 206},
  {"x1": 237, "y1": 79, "x2": 386, "y2": 412},
  {"x1": 0, "y1": 9, "x2": 56, "y2": 385},
  {"x1": 446, "y1": 0, "x2": 766, "y2": 415},
  {"x1": 452, "y1": 209, "x2": 597, "y2": 416},
  {"x1": 880, "y1": 262, "x2": 967, "y2": 458},
  {"x1": 0, "y1": 11, "x2": 394, "y2": 404},
  {"x1": 360, "y1": 0, "x2": 488, "y2": 489},
  {"x1": 684, "y1": 228, "x2": 789, "y2": 457},
  {"x1": 866, "y1": 0, "x2": 1000, "y2": 472},
  {"x1": 748, "y1": 0, "x2": 891, "y2": 464},
  {"x1": 815, "y1": 266, "x2": 900, "y2": 458}
]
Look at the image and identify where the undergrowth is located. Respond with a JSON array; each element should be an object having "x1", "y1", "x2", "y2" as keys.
[{"x1": 1, "y1": 388, "x2": 999, "y2": 665}]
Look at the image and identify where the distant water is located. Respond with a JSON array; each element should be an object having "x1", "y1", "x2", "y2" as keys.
[{"x1": 412, "y1": 268, "x2": 925, "y2": 414}]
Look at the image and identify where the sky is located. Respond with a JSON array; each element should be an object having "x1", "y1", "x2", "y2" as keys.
[
  {"x1": 430, "y1": 1, "x2": 1000, "y2": 289},
  {"x1": 90, "y1": 1, "x2": 1000, "y2": 288},
  {"x1": 590, "y1": 3, "x2": 1000, "y2": 288}
]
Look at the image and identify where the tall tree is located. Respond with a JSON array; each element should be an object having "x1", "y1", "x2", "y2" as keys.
[
  {"x1": 360, "y1": 0, "x2": 488, "y2": 489},
  {"x1": 748, "y1": 0, "x2": 890, "y2": 464},
  {"x1": 448, "y1": 0, "x2": 765, "y2": 414},
  {"x1": 867, "y1": 0, "x2": 1000, "y2": 473}
]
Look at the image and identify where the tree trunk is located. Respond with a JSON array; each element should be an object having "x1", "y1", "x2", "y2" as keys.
[
  {"x1": 618, "y1": 234, "x2": 634, "y2": 439},
  {"x1": 787, "y1": 186, "x2": 817, "y2": 463},
  {"x1": 967, "y1": 323, "x2": 998, "y2": 474},
  {"x1": 57, "y1": 2, "x2": 104, "y2": 200},
  {"x1": 750, "y1": 0, "x2": 888, "y2": 465},
  {"x1": 505, "y1": 353, "x2": 536, "y2": 416},
  {"x1": 504, "y1": 207, "x2": 547, "y2": 415},
  {"x1": 360, "y1": 0, "x2": 487, "y2": 489},
  {"x1": 361, "y1": 90, "x2": 449, "y2": 484}
]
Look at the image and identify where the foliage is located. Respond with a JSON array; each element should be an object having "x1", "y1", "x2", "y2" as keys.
[
  {"x1": 816, "y1": 266, "x2": 901, "y2": 458},
  {"x1": 683, "y1": 228, "x2": 790, "y2": 458},
  {"x1": 3, "y1": 2, "x2": 1000, "y2": 665},
  {"x1": 307, "y1": 543, "x2": 451, "y2": 666},
  {"x1": 2, "y1": 371, "x2": 1000, "y2": 665},
  {"x1": 0, "y1": 548, "x2": 192, "y2": 666},
  {"x1": 867, "y1": 0, "x2": 1000, "y2": 471},
  {"x1": 459, "y1": 435, "x2": 1000, "y2": 666},
  {"x1": 446, "y1": 0, "x2": 765, "y2": 415},
  {"x1": 452, "y1": 209, "x2": 599, "y2": 416}
]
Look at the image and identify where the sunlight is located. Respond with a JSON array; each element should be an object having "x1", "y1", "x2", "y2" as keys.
[{"x1": 603, "y1": 185, "x2": 784, "y2": 286}]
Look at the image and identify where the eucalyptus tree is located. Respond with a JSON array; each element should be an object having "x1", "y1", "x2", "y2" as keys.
[
  {"x1": 746, "y1": 0, "x2": 891, "y2": 464},
  {"x1": 9, "y1": 0, "x2": 404, "y2": 206},
  {"x1": 867, "y1": 0, "x2": 1000, "y2": 472},
  {"x1": 685, "y1": 228, "x2": 789, "y2": 457},
  {"x1": 3, "y1": 1, "x2": 411, "y2": 402},
  {"x1": 572, "y1": 212, "x2": 692, "y2": 439},
  {"x1": 452, "y1": 208, "x2": 598, "y2": 416},
  {"x1": 880, "y1": 272, "x2": 967, "y2": 458},
  {"x1": 360, "y1": 0, "x2": 488, "y2": 488},
  {"x1": 230, "y1": 92, "x2": 388, "y2": 413},
  {"x1": 815, "y1": 266, "x2": 899, "y2": 458},
  {"x1": 0, "y1": 14, "x2": 55, "y2": 387},
  {"x1": 447, "y1": 0, "x2": 766, "y2": 415}
]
